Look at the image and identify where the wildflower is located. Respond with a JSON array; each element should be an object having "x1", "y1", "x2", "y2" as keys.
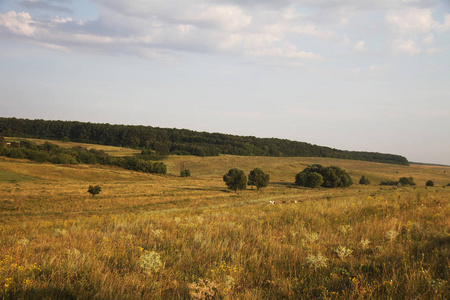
[
  {"x1": 335, "y1": 246, "x2": 353, "y2": 260},
  {"x1": 385, "y1": 230, "x2": 399, "y2": 241},
  {"x1": 339, "y1": 225, "x2": 352, "y2": 235},
  {"x1": 138, "y1": 251, "x2": 163, "y2": 274},
  {"x1": 306, "y1": 253, "x2": 328, "y2": 269},
  {"x1": 54, "y1": 229, "x2": 68, "y2": 236},
  {"x1": 303, "y1": 232, "x2": 319, "y2": 243},
  {"x1": 152, "y1": 229, "x2": 163, "y2": 237},
  {"x1": 188, "y1": 278, "x2": 218, "y2": 300},
  {"x1": 18, "y1": 238, "x2": 29, "y2": 247},
  {"x1": 359, "y1": 238, "x2": 370, "y2": 250}
]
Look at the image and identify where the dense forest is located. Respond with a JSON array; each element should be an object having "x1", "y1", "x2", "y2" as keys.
[{"x1": 0, "y1": 117, "x2": 409, "y2": 165}]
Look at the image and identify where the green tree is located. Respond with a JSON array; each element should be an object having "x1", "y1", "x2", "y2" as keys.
[
  {"x1": 223, "y1": 168, "x2": 247, "y2": 192},
  {"x1": 88, "y1": 185, "x2": 102, "y2": 197},
  {"x1": 248, "y1": 168, "x2": 270, "y2": 190},
  {"x1": 426, "y1": 180, "x2": 434, "y2": 187},
  {"x1": 305, "y1": 172, "x2": 323, "y2": 188},
  {"x1": 359, "y1": 175, "x2": 370, "y2": 185}
]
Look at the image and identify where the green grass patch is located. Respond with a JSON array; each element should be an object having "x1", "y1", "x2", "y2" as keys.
[{"x1": 0, "y1": 169, "x2": 37, "y2": 182}]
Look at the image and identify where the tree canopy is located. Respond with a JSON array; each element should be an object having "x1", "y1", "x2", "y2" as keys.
[
  {"x1": 223, "y1": 168, "x2": 247, "y2": 192},
  {"x1": 248, "y1": 168, "x2": 270, "y2": 190},
  {"x1": 295, "y1": 164, "x2": 352, "y2": 188}
]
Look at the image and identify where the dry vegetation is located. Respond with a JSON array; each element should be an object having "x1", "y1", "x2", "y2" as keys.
[{"x1": 1, "y1": 151, "x2": 449, "y2": 299}]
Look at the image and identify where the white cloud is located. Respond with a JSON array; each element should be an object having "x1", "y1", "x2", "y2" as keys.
[
  {"x1": 386, "y1": 7, "x2": 450, "y2": 55},
  {"x1": 0, "y1": 11, "x2": 36, "y2": 36},
  {"x1": 52, "y1": 16, "x2": 72, "y2": 24},
  {"x1": 0, "y1": 1, "x2": 447, "y2": 62},
  {"x1": 386, "y1": 8, "x2": 439, "y2": 34}
]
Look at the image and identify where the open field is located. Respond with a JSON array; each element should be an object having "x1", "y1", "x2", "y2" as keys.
[{"x1": 1, "y1": 153, "x2": 449, "y2": 299}]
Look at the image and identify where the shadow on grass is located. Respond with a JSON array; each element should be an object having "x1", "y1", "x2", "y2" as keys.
[
  {"x1": 167, "y1": 186, "x2": 224, "y2": 192},
  {"x1": 9, "y1": 286, "x2": 78, "y2": 300}
]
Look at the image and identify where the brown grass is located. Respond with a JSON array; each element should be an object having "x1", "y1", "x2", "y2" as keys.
[{"x1": 1, "y1": 153, "x2": 449, "y2": 299}]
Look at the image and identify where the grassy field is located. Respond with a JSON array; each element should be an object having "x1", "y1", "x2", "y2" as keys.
[{"x1": 0, "y1": 152, "x2": 449, "y2": 299}]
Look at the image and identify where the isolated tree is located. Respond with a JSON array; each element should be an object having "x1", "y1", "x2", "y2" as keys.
[
  {"x1": 248, "y1": 168, "x2": 270, "y2": 190},
  {"x1": 359, "y1": 175, "x2": 370, "y2": 185},
  {"x1": 88, "y1": 185, "x2": 101, "y2": 197},
  {"x1": 180, "y1": 169, "x2": 191, "y2": 177},
  {"x1": 426, "y1": 180, "x2": 434, "y2": 187},
  {"x1": 305, "y1": 172, "x2": 323, "y2": 188},
  {"x1": 223, "y1": 168, "x2": 247, "y2": 192}
]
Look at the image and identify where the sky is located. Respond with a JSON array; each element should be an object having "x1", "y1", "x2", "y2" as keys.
[{"x1": 0, "y1": 0, "x2": 449, "y2": 165}]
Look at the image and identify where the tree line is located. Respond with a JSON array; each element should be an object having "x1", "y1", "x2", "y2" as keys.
[
  {"x1": 0, "y1": 139, "x2": 166, "y2": 174},
  {"x1": 0, "y1": 117, "x2": 409, "y2": 165}
]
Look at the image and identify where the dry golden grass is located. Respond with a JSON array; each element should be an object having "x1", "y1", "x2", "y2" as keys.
[
  {"x1": 165, "y1": 155, "x2": 450, "y2": 186},
  {"x1": 1, "y1": 153, "x2": 449, "y2": 299}
]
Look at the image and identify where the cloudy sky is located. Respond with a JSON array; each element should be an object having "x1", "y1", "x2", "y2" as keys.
[{"x1": 1, "y1": 0, "x2": 449, "y2": 164}]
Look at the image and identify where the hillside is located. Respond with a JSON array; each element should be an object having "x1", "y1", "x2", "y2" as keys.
[{"x1": 0, "y1": 117, "x2": 409, "y2": 165}]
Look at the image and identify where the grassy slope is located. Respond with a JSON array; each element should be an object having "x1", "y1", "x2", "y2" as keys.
[
  {"x1": 165, "y1": 155, "x2": 450, "y2": 186},
  {"x1": 5, "y1": 137, "x2": 141, "y2": 157},
  {"x1": 1, "y1": 147, "x2": 449, "y2": 299}
]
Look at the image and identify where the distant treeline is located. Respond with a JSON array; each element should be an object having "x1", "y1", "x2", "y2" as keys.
[
  {"x1": 0, "y1": 117, "x2": 409, "y2": 165},
  {"x1": 0, "y1": 140, "x2": 166, "y2": 174}
]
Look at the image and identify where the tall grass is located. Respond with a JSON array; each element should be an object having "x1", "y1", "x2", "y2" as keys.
[{"x1": 1, "y1": 157, "x2": 449, "y2": 299}]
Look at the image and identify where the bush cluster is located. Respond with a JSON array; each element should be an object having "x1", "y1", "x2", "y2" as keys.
[
  {"x1": 0, "y1": 141, "x2": 166, "y2": 174},
  {"x1": 295, "y1": 164, "x2": 352, "y2": 188},
  {"x1": 180, "y1": 169, "x2": 191, "y2": 177},
  {"x1": 223, "y1": 168, "x2": 270, "y2": 192},
  {"x1": 381, "y1": 177, "x2": 416, "y2": 186}
]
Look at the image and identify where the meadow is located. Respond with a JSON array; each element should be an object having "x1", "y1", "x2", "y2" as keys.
[{"x1": 0, "y1": 149, "x2": 449, "y2": 299}]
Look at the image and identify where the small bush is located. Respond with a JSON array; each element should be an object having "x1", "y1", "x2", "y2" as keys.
[
  {"x1": 426, "y1": 180, "x2": 434, "y2": 187},
  {"x1": 399, "y1": 177, "x2": 416, "y2": 186},
  {"x1": 359, "y1": 175, "x2": 370, "y2": 185},
  {"x1": 180, "y1": 169, "x2": 191, "y2": 177},
  {"x1": 88, "y1": 185, "x2": 101, "y2": 197},
  {"x1": 380, "y1": 180, "x2": 398, "y2": 186}
]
